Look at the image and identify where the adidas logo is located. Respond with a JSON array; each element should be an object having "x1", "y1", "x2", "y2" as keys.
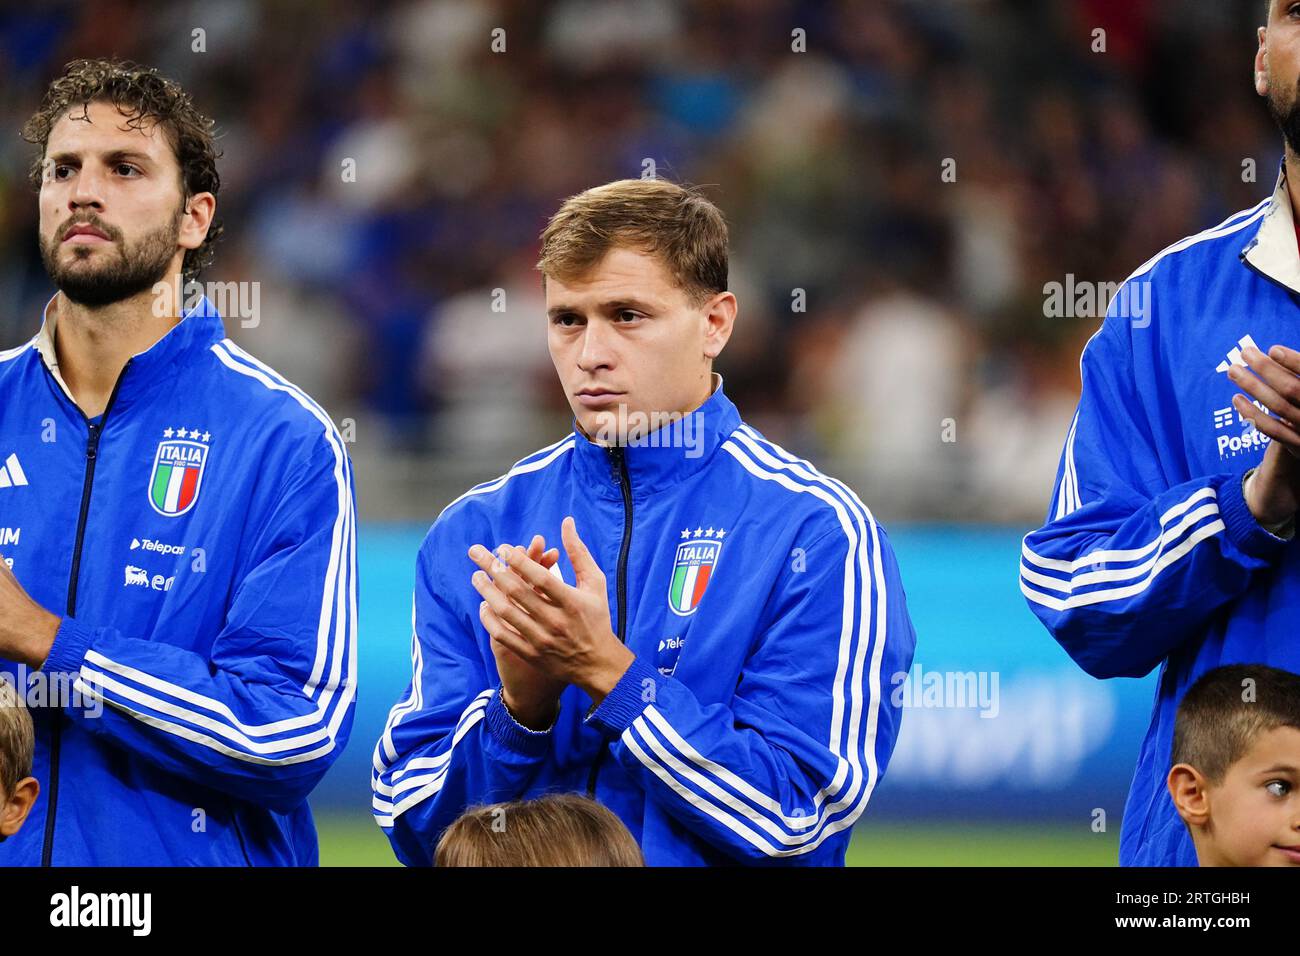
[
  {"x1": 0, "y1": 453, "x2": 27, "y2": 489},
  {"x1": 1216, "y1": 334, "x2": 1261, "y2": 374}
]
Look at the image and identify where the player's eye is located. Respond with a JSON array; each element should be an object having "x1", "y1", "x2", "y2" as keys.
[
  {"x1": 1265, "y1": 779, "x2": 1290, "y2": 797},
  {"x1": 552, "y1": 313, "x2": 582, "y2": 328},
  {"x1": 51, "y1": 164, "x2": 74, "y2": 180},
  {"x1": 615, "y1": 310, "x2": 642, "y2": 322},
  {"x1": 114, "y1": 163, "x2": 141, "y2": 177}
]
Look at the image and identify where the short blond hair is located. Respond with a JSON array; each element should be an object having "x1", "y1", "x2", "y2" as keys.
[
  {"x1": 0, "y1": 681, "x2": 34, "y2": 796},
  {"x1": 537, "y1": 178, "x2": 728, "y2": 305},
  {"x1": 435, "y1": 793, "x2": 645, "y2": 866}
]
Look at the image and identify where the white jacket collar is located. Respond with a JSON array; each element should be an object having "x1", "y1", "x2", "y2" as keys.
[
  {"x1": 1241, "y1": 165, "x2": 1300, "y2": 294},
  {"x1": 33, "y1": 293, "x2": 74, "y2": 396}
]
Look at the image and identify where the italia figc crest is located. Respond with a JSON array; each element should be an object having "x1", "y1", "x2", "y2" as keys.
[
  {"x1": 149, "y1": 427, "x2": 210, "y2": 517},
  {"x1": 669, "y1": 526, "x2": 725, "y2": 616}
]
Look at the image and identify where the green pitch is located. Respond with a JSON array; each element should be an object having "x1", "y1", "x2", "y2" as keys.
[{"x1": 316, "y1": 813, "x2": 1120, "y2": 866}]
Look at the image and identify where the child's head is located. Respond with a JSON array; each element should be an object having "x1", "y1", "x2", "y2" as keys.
[
  {"x1": 435, "y1": 793, "x2": 645, "y2": 866},
  {"x1": 1168, "y1": 663, "x2": 1300, "y2": 866},
  {"x1": 0, "y1": 679, "x2": 39, "y2": 841}
]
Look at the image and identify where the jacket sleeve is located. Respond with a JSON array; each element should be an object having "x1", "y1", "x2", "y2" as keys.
[
  {"x1": 1020, "y1": 292, "x2": 1291, "y2": 680},
  {"x1": 371, "y1": 518, "x2": 554, "y2": 867},
  {"x1": 40, "y1": 433, "x2": 357, "y2": 815},
  {"x1": 585, "y1": 510, "x2": 917, "y2": 864}
]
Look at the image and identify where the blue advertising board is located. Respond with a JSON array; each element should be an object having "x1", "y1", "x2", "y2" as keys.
[{"x1": 316, "y1": 525, "x2": 1159, "y2": 826}]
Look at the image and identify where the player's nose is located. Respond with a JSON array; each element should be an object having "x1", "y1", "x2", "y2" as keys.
[
  {"x1": 67, "y1": 163, "x2": 107, "y2": 211},
  {"x1": 68, "y1": 183, "x2": 106, "y2": 212},
  {"x1": 577, "y1": 322, "x2": 615, "y2": 371}
]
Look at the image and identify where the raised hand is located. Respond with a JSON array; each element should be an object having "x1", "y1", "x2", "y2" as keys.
[
  {"x1": 469, "y1": 516, "x2": 634, "y2": 712},
  {"x1": 1229, "y1": 343, "x2": 1300, "y2": 528},
  {"x1": 468, "y1": 534, "x2": 565, "y2": 729}
]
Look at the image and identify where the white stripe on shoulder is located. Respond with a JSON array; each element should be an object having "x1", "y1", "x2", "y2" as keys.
[
  {"x1": 172, "y1": 341, "x2": 358, "y2": 744},
  {"x1": 1051, "y1": 206, "x2": 1265, "y2": 525},
  {"x1": 215, "y1": 340, "x2": 347, "y2": 445},
  {"x1": 0, "y1": 338, "x2": 35, "y2": 363},
  {"x1": 1125, "y1": 200, "x2": 1269, "y2": 284},
  {"x1": 371, "y1": 436, "x2": 576, "y2": 782},
  {"x1": 649, "y1": 434, "x2": 887, "y2": 854},
  {"x1": 437, "y1": 435, "x2": 576, "y2": 520}
]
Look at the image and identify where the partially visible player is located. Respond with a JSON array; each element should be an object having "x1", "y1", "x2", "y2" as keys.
[
  {"x1": 0, "y1": 58, "x2": 357, "y2": 866},
  {"x1": 1167, "y1": 664, "x2": 1300, "y2": 866},
  {"x1": 1021, "y1": 2, "x2": 1300, "y2": 866},
  {"x1": 0, "y1": 681, "x2": 39, "y2": 842}
]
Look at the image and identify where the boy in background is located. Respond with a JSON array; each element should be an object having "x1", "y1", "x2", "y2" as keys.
[
  {"x1": 0, "y1": 680, "x2": 39, "y2": 841},
  {"x1": 436, "y1": 793, "x2": 644, "y2": 867},
  {"x1": 1167, "y1": 664, "x2": 1300, "y2": 866}
]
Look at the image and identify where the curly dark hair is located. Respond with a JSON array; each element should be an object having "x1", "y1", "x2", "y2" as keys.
[{"x1": 22, "y1": 57, "x2": 223, "y2": 282}]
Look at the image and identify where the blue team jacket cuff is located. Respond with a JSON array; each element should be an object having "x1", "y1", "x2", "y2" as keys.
[
  {"x1": 42, "y1": 616, "x2": 95, "y2": 676},
  {"x1": 1221, "y1": 468, "x2": 1291, "y2": 559},
  {"x1": 483, "y1": 686, "x2": 554, "y2": 757},
  {"x1": 584, "y1": 656, "x2": 659, "y2": 737}
]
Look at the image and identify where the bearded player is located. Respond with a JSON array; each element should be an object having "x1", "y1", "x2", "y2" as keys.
[
  {"x1": 0, "y1": 58, "x2": 356, "y2": 866},
  {"x1": 1022, "y1": 2, "x2": 1300, "y2": 866}
]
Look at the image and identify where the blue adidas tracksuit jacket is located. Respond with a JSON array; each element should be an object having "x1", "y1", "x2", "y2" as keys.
[
  {"x1": 1022, "y1": 169, "x2": 1300, "y2": 866},
  {"x1": 372, "y1": 377, "x2": 916, "y2": 866},
  {"x1": 0, "y1": 295, "x2": 357, "y2": 866}
]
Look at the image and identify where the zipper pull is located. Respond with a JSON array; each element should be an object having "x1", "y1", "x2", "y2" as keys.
[{"x1": 86, "y1": 423, "x2": 101, "y2": 460}]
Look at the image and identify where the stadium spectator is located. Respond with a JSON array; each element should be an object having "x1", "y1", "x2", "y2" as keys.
[{"x1": 1, "y1": 1, "x2": 1277, "y2": 524}]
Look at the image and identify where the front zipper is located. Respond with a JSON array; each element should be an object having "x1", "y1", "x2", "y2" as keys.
[
  {"x1": 586, "y1": 444, "x2": 633, "y2": 798},
  {"x1": 40, "y1": 360, "x2": 131, "y2": 866}
]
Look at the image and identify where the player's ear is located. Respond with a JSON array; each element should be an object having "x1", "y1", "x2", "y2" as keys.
[
  {"x1": 179, "y1": 191, "x2": 216, "y2": 251},
  {"x1": 701, "y1": 291, "x2": 737, "y2": 361},
  {"x1": 1166, "y1": 764, "x2": 1210, "y2": 826},
  {"x1": 1256, "y1": 28, "x2": 1270, "y2": 97},
  {"x1": 0, "y1": 776, "x2": 40, "y2": 839}
]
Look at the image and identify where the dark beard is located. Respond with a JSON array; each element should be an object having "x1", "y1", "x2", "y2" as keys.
[
  {"x1": 1267, "y1": 81, "x2": 1300, "y2": 157},
  {"x1": 40, "y1": 206, "x2": 182, "y2": 308}
]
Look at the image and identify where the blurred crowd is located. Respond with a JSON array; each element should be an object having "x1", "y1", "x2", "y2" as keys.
[{"x1": 0, "y1": 0, "x2": 1282, "y2": 521}]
